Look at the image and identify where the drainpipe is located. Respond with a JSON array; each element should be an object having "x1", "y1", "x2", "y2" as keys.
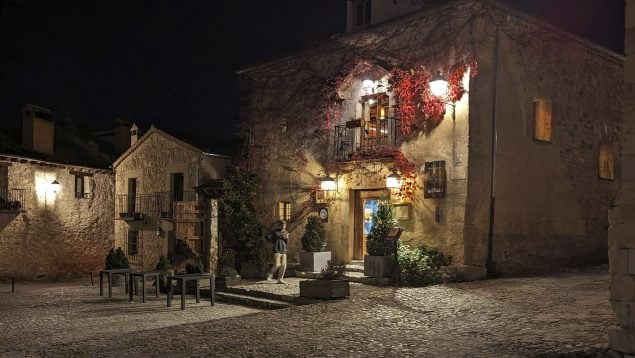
[{"x1": 486, "y1": 26, "x2": 500, "y2": 276}]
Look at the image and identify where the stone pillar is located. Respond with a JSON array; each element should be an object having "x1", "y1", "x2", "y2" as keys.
[{"x1": 608, "y1": 1, "x2": 635, "y2": 354}]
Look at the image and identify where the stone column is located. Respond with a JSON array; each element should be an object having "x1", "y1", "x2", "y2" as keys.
[{"x1": 608, "y1": 1, "x2": 635, "y2": 354}]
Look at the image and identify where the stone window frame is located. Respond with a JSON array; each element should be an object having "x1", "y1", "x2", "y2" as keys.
[{"x1": 277, "y1": 201, "x2": 292, "y2": 221}]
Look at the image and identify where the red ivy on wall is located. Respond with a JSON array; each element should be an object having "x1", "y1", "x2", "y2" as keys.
[
  {"x1": 389, "y1": 60, "x2": 477, "y2": 135},
  {"x1": 350, "y1": 145, "x2": 416, "y2": 200}
]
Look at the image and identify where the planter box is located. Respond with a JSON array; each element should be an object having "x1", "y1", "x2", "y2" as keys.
[
  {"x1": 299, "y1": 251, "x2": 331, "y2": 272},
  {"x1": 364, "y1": 255, "x2": 395, "y2": 278},
  {"x1": 215, "y1": 276, "x2": 241, "y2": 291},
  {"x1": 299, "y1": 279, "x2": 350, "y2": 299}
]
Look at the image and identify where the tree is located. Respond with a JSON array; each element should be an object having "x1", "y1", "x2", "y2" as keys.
[{"x1": 365, "y1": 200, "x2": 397, "y2": 256}]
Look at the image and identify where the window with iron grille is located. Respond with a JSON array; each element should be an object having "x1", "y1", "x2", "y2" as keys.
[
  {"x1": 127, "y1": 230, "x2": 139, "y2": 256},
  {"x1": 277, "y1": 201, "x2": 292, "y2": 221},
  {"x1": 424, "y1": 161, "x2": 446, "y2": 199}
]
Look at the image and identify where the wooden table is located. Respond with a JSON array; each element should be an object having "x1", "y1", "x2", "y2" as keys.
[
  {"x1": 129, "y1": 271, "x2": 161, "y2": 303},
  {"x1": 99, "y1": 269, "x2": 131, "y2": 298},
  {"x1": 167, "y1": 273, "x2": 215, "y2": 310}
]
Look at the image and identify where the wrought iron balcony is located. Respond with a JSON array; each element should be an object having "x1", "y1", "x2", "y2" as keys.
[
  {"x1": 116, "y1": 191, "x2": 198, "y2": 220},
  {"x1": 0, "y1": 189, "x2": 25, "y2": 213},
  {"x1": 334, "y1": 117, "x2": 398, "y2": 161}
]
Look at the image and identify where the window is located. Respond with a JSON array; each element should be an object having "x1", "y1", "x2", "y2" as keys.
[
  {"x1": 355, "y1": 0, "x2": 372, "y2": 28},
  {"x1": 599, "y1": 142, "x2": 615, "y2": 180},
  {"x1": 170, "y1": 172, "x2": 184, "y2": 201},
  {"x1": 277, "y1": 201, "x2": 292, "y2": 221},
  {"x1": 74, "y1": 175, "x2": 90, "y2": 198},
  {"x1": 533, "y1": 99, "x2": 553, "y2": 142},
  {"x1": 424, "y1": 161, "x2": 446, "y2": 198},
  {"x1": 127, "y1": 230, "x2": 139, "y2": 256}
]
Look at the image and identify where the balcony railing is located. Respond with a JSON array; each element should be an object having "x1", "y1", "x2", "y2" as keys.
[
  {"x1": 0, "y1": 189, "x2": 26, "y2": 212},
  {"x1": 116, "y1": 191, "x2": 197, "y2": 220},
  {"x1": 334, "y1": 117, "x2": 398, "y2": 161}
]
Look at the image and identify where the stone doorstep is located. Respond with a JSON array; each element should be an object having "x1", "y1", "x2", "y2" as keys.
[
  {"x1": 296, "y1": 270, "x2": 394, "y2": 286},
  {"x1": 344, "y1": 264, "x2": 364, "y2": 273},
  {"x1": 213, "y1": 291, "x2": 295, "y2": 310},
  {"x1": 224, "y1": 286, "x2": 317, "y2": 305}
]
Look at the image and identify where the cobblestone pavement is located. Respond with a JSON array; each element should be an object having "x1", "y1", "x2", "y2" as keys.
[{"x1": 0, "y1": 267, "x2": 611, "y2": 357}]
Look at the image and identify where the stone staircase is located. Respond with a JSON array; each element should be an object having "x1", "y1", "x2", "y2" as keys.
[
  {"x1": 297, "y1": 260, "x2": 395, "y2": 286},
  {"x1": 200, "y1": 284, "x2": 317, "y2": 310}
]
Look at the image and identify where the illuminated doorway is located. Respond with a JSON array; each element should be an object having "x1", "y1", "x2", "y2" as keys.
[{"x1": 353, "y1": 189, "x2": 389, "y2": 260}]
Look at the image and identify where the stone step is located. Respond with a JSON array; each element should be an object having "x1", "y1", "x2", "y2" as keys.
[
  {"x1": 214, "y1": 291, "x2": 295, "y2": 310},
  {"x1": 224, "y1": 286, "x2": 316, "y2": 305},
  {"x1": 297, "y1": 270, "x2": 394, "y2": 286},
  {"x1": 345, "y1": 264, "x2": 364, "y2": 273}
]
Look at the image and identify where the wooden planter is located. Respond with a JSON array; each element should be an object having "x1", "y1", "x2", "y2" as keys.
[
  {"x1": 299, "y1": 251, "x2": 331, "y2": 272},
  {"x1": 364, "y1": 255, "x2": 395, "y2": 278},
  {"x1": 215, "y1": 276, "x2": 241, "y2": 291},
  {"x1": 299, "y1": 279, "x2": 350, "y2": 299}
]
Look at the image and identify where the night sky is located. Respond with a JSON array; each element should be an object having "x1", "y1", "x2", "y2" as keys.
[{"x1": 0, "y1": 0, "x2": 625, "y2": 149}]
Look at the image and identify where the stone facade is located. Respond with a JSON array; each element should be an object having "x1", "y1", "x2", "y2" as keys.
[
  {"x1": 0, "y1": 157, "x2": 114, "y2": 279},
  {"x1": 113, "y1": 126, "x2": 228, "y2": 272},
  {"x1": 241, "y1": 0, "x2": 622, "y2": 274},
  {"x1": 608, "y1": 0, "x2": 635, "y2": 354}
]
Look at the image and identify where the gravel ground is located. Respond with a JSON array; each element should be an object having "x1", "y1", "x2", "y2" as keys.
[{"x1": 0, "y1": 267, "x2": 611, "y2": 357}]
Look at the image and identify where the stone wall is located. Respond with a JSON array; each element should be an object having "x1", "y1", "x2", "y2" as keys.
[
  {"x1": 465, "y1": 10, "x2": 622, "y2": 273},
  {"x1": 608, "y1": 0, "x2": 635, "y2": 354},
  {"x1": 0, "y1": 161, "x2": 114, "y2": 279}
]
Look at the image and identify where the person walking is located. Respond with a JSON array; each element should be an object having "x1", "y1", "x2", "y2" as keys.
[{"x1": 266, "y1": 220, "x2": 289, "y2": 284}]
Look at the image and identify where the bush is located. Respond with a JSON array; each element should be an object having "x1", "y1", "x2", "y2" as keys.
[
  {"x1": 186, "y1": 259, "x2": 204, "y2": 274},
  {"x1": 319, "y1": 260, "x2": 346, "y2": 280},
  {"x1": 105, "y1": 248, "x2": 130, "y2": 270},
  {"x1": 155, "y1": 255, "x2": 172, "y2": 272},
  {"x1": 365, "y1": 200, "x2": 397, "y2": 256},
  {"x1": 397, "y1": 244, "x2": 453, "y2": 286},
  {"x1": 220, "y1": 266, "x2": 239, "y2": 277},
  {"x1": 301, "y1": 216, "x2": 327, "y2": 252}
]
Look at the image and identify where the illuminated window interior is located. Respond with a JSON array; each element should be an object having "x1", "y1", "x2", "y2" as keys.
[
  {"x1": 277, "y1": 201, "x2": 292, "y2": 221},
  {"x1": 599, "y1": 142, "x2": 615, "y2": 180},
  {"x1": 533, "y1": 99, "x2": 553, "y2": 142}
]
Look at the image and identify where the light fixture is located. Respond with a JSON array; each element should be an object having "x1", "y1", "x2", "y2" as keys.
[
  {"x1": 50, "y1": 180, "x2": 61, "y2": 193},
  {"x1": 386, "y1": 170, "x2": 401, "y2": 189},
  {"x1": 320, "y1": 175, "x2": 337, "y2": 191},
  {"x1": 430, "y1": 71, "x2": 449, "y2": 97},
  {"x1": 362, "y1": 79, "x2": 375, "y2": 94}
]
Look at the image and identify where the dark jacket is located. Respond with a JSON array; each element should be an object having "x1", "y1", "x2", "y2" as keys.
[{"x1": 270, "y1": 230, "x2": 288, "y2": 254}]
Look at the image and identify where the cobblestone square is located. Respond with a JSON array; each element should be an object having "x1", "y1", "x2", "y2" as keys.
[{"x1": 0, "y1": 267, "x2": 611, "y2": 357}]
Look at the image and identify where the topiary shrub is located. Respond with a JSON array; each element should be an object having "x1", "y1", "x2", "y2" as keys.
[
  {"x1": 365, "y1": 200, "x2": 397, "y2": 256},
  {"x1": 105, "y1": 247, "x2": 130, "y2": 270},
  {"x1": 301, "y1": 216, "x2": 327, "y2": 252}
]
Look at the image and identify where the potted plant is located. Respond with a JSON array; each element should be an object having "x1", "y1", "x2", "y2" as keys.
[
  {"x1": 299, "y1": 260, "x2": 350, "y2": 299},
  {"x1": 215, "y1": 266, "x2": 241, "y2": 291},
  {"x1": 299, "y1": 216, "x2": 331, "y2": 272},
  {"x1": 364, "y1": 200, "x2": 398, "y2": 278},
  {"x1": 155, "y1": 255, "x2": 173, "y2": 293},
  {"x1": 104, "y1": 247, "x2": 130, "y2": 286}
]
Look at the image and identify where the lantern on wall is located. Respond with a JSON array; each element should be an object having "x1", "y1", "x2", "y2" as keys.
[
  {"x1": 320, "y1": 175, "x2": 337, "y2": 191},
  {"x1": 430, "y1": 71, "x2": 449, "y2": 97},
  {"x1": 385, "y1": 170, "x2": 401, "y2": 189},
  {"x1": 49, "y1": 180, "x2": 61, "y2": 193}
]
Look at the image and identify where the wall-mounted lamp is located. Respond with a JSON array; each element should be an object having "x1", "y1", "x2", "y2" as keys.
[
  {"x1": 50, "y1": 180, "x2": 61, "y2": 193},
  {"x1": 320, "y1": 175, "x2": 337, "y2": 191},
  {"x1": 386, "y1": 170, "x2": 401, "y2": 189},
  {"x1": 362, "y1": 79, "x2": 375, "y2": 95},
  {"x1": 430, "y1": 71, "x2": 449, "y2": 98}
]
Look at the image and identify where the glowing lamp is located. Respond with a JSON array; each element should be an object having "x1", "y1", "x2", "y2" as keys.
[
  {"x1": 430, "y1": 72, "x2": 449, "y2": 97},
  {"x1": 385, "y1": 170, "x2": 401, "y2": 189},
  {"x1": 50, "y1": 180, "x2": 61, "y2": 193},
  {"x1": 362, "y1": 79, "x2": 375, "y2": 94},
  {"x1": 320, "y1": 175, "x2": 337, "y2": 191}
]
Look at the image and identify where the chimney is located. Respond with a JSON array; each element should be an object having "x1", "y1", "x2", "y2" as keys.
[
  {"x1": 22, "y1": 104, "x2": 54, "y2": 155},
  {"x1": 130, "y1": 123, "x2": 139, "y2": 147},
  {"x1": 114, "y1": 118, "x2": 131, "y2": 153}
]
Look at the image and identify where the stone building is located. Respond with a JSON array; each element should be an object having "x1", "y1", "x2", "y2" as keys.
[
  {"x1": 608, "y1": 0, "x2": 635, "y2": 354},
  {"x1": 113, "y1": 125, "x2": 228, "y2": 272},
  {"x1": 0, "y1": 104, "x2": 115, "y2": 279},
  {"x1": 239, "y1": 0, "x2": 622, "y2": 274}
]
